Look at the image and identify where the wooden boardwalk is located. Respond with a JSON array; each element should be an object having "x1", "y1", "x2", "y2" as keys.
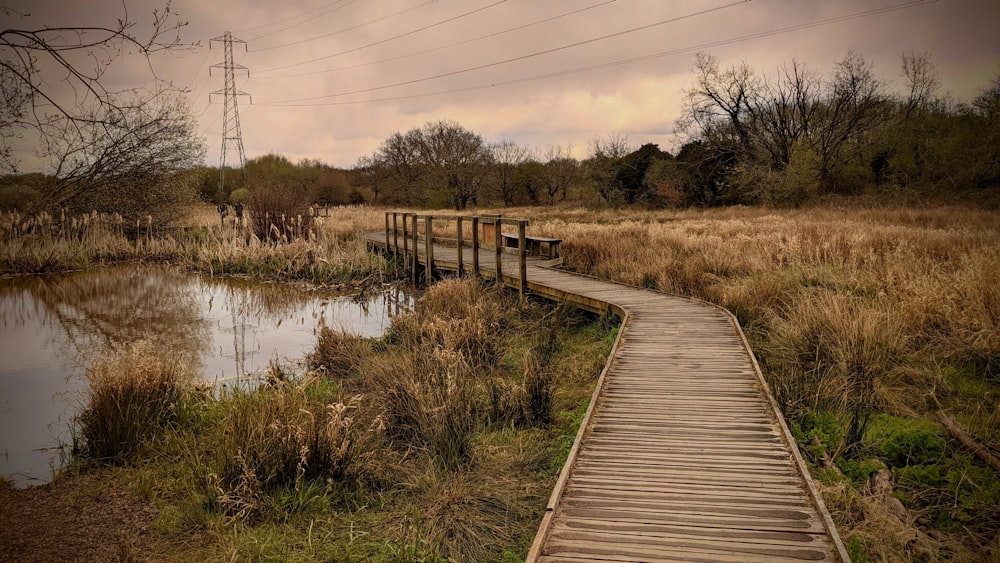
[{"x1": 365, "y1": 225, "x2": 849, "y2": 562}]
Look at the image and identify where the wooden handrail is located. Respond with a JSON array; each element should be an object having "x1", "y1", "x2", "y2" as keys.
[{"x1": 383, "y1": 211, "x2": 530, "y2": 293}]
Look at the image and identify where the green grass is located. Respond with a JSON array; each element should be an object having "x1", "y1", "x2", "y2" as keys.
[{"x1": 70, "y1": 277, "x2": 614, "y2": 561}]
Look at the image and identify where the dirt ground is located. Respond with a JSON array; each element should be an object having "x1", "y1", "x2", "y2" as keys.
[{"x1": 0, "y1": 472, "x2": 159, "y2": 562}]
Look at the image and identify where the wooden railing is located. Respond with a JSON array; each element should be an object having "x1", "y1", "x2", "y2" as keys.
[{"x1": 383, "y1": 211, "x2": 530, "y2": 295}]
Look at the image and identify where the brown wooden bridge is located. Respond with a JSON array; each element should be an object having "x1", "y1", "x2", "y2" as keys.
[{"x1": 366, "y1": 212, "x2": 850, "y2": 562}]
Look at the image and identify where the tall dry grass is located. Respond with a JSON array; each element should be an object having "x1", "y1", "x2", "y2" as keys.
[
  {"x1": 1, "y1": 204, "x2": 394, "y2": 285},
  {"x1": 75, "y1": 340, "x2": 189, "y2": 463},
  {"x1": 473, "y1": 203, "x2": 1000, "y2": 557},
  {"x1": 502, "y1": 205, "x2": 998, "y2": 430},
  {"x1": 205, "y1": 384, "x2": 378, "y2": 521}
]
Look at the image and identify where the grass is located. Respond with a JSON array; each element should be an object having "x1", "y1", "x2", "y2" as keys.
[
  {"x1": 10, "y1": 200, "x2": 999, "y2": 559},
  {"x1": 0, "y1": 204, "x2": 398, "y2": 287},
  {"x1": 66, "y1": 277, "x2": 612, "y2": 561},
  {"x1": 74, "y1": 340, "x2": 189, "y2": 463},
  {"x1": 471, "y1": 202, "x2": 1000, "y2": 560}
]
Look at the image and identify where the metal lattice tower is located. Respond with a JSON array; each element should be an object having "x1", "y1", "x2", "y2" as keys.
[{"x1": 210, "y1": 32, "x2": 251, "y2": 190}]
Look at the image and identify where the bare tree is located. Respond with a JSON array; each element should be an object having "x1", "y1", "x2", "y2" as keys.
[
  {"x1": 900, "y1": 50, "x2": 939, "y2": 119},
  {"x1": 813, "y1": 50, "x2": 889, "y2": 181},
  {"x1": 411, "y1": 120, "x2": 489, "y2": 210},
  {"x1": 1, "y1": 3, "x2": 204, "y2": 214},
  {"x1": 751, "y1": 59, "x2": 821, "y2": 168},
  {"x1": 489, "y1": 140, "x2": 532, "y2": 206},
  {"x1": 376, "y1": 131, "x2": 425, "y2": 206},
  {"x1": 355, "y1": 154, "x2": 389, "y2": 204},
  {"x1": 541, "y1": 144, "x2": 578, "y2": 205},
  {"x1": 586, "y1": 134, "x2": 631, "y2": 203},
  {"x1": 680, "y1": 52, "x2": 760, "y2": 153}
]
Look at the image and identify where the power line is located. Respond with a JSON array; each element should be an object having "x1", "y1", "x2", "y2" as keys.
[
  {"x1": 245, "y1": 0, "x2": 357, "y2": 42},
  {"x1": 252, "y1": 0, "x2": 437, "y2": 53},
  {"x1": 258, "y1": 0, "x2": 748, "y2": 105},
  {"x1": 253, "y1": 0, "x2": 616, "y2": 80},
  {"x1": 254, "y1": 0, "x2": 508, "y2": 75},
  {"x1": 255, "y1": 0, "x2": 934, "y2": 108},
  {"x1": 235, "y1": 0, "x2": 352, "y2": 35}
]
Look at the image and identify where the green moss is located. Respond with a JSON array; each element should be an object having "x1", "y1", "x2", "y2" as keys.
[{"x1": 846, "y1": 533, "x2": 871, "y2": 563}]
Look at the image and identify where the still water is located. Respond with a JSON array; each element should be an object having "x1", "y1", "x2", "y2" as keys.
[{"x1": 0, "y1": 265, "x2": 412, "y2": 486}]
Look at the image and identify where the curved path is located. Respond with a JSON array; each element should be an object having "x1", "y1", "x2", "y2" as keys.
[{"x1": 365, "y1": 231, "x2": 849, "y2": 562}]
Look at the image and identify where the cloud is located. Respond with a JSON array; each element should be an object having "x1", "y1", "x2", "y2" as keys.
[{"x1": 7, "y1": 0, "x2": 1000, "y2": 170}]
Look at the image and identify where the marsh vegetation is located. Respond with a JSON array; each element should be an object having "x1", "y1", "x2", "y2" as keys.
[{"x1": 2, "y1": 202, "x2": 998, "y2": 561}]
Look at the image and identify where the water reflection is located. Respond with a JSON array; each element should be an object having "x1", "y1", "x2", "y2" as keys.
[{"x1": 0, "y1": 265, "x2": 413, "y2": 486}]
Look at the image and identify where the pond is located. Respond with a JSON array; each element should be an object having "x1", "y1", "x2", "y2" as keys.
[{"x1": 0, "y1": 265, "x2": 413, "y2": 487}]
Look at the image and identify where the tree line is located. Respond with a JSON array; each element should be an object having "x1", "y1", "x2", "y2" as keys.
[
  {"x1": 354, "y1": 51, "x2": 998, "y2": 209},
  {"x1": 4, "y1": 18, "x2": 998, "y2": 228}
]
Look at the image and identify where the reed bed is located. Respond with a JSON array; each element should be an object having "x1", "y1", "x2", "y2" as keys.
[{"x1": 1, "y1": 205, "x2": 394, "y2": 286}]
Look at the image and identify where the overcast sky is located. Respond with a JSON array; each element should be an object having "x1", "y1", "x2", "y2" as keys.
[{"x1": 5, "y1": 0, "x2": 1000, "y2": 169}]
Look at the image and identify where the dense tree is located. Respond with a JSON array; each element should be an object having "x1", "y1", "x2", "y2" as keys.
[
  {"x1": 361, "y1": 121, "x2": 490, "y2": 209},
  {"x1": 411, "y1": 120, "x2": 489, "y2": 210},
  {"x1": 355, "y1": 155, "x2": 389, "y2": 204},
  {"x1": 614, "y1": 143, "x2": 671, "y2": 204}
]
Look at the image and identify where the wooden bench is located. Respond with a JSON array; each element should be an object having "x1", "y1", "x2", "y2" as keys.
[{"x1": 501, "y1": 232, "x2": 562, "y2": 259}]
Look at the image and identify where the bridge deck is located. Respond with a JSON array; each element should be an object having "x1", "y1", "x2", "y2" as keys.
[{"x1": 365, "y1": 231, "x2": 848, "y2": 562}]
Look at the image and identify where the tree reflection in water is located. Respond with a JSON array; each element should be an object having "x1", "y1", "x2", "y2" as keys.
[{"x1": 0, "y1": 265, "x2": 413, "y2": 486}]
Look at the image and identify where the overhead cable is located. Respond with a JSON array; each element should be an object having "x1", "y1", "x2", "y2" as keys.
[
  {"x1": 253, "y1": 0, "x2": 616, "y2": 79},
  {"x1": 258, "y1": 0, "x2": 749, "y2": 104},
  {"x1": 254, "y1": 0, "x2": 934, "y2": 107},
  {"x1": 252, "y1": 0, "x2": 438, "y2": 53}
]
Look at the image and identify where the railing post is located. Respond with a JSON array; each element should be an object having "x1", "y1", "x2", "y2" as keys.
[
  {"x1": 402, "y1": 213, "x2": 409, "y2": 270},
  {"x1": 425, "y1": 215, "x2": 434, "y2": 285},
  {"x1": 384, "y1": 212, "x2": 390, "y2": 251},
  {"x1": 391, "y1": 212, "x2": 398, "y2": 256},
  {"x1": 518, "y1": 220, "x2": 528, "y2": 298},
  {"x1": 456, "y1": 216, "x2": 464, "y2": 277},
  {"x1": 494, "y1": 217, "x2": 502, "y2": 285},
  {"x1": 411, "y1": 214, "x2": 419, "y2": 283},
  {"x1": 471, "y1": 216, "x2": 480, "y2": 278}
]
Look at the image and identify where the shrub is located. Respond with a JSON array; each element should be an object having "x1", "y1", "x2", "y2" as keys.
[
  {"x1": 76, "y1": 340, "x2": 187, "y2": 463},
  {"x1": 881, "y1": 427, "x2": 946, "y2": 467},
  {"x1": 244, "y1": 182, "x2": 315, "y2": 243}
]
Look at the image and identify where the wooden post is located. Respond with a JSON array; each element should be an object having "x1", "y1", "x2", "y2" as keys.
[
  {"x1": 391, "y1": 213, "x2": 398, "y2": 256},
  {"x1": 518, "y1": 220, "x2": 527, "y2": 297},
  {"x1": 472, "y1": 217, "x2": 480, "y2": 278},
  {"x1": 494, "y1": 217, "x2": 502, "y2": 285},
  {"x1": 456, "y1": 216, "x2": 464, "y2": 277},
  {"x1": 411, "y1": 214, "x2": 419, "y2": 283},
  {"x1": 402, "y1": 213, "x2": 409, "y2": 270},
  {"x1": 384, "y1": 212, "x2": 390, "y2": 251},
  {"x1": 425, "y1": 215, "x2": 434, "y2": 285}
]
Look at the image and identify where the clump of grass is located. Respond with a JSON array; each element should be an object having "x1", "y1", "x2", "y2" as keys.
[
  {"x1": 762, "y1": 293, "x2": 916, "y2": 451},
  {"x1": 75, "y1": 340, "x2": 188, "y2": 463},
  {"x1": 308, "y1": 321, "x2": 373, "y2": 377},
  {"x1": 407, "y1": 471, "x2": 531, "y2": 562},
  {"x1": 366, "y1": 347, "x2": 479, "y2": 470},
  {"x1": 387, "y1": 277, "x2": 512, "y2": 370},
  {"x1": 206, "y1": 383, "x2": 377, "y2": 521}
]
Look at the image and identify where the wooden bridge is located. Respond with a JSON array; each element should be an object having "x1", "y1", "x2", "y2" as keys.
[{"x1": 366, "y1": 212, "x2": 850, "y2": 562}]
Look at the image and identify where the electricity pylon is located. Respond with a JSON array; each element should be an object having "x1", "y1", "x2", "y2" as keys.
[{"x1": 210, "y1": 32, "x2": 251, "y2": 191}]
